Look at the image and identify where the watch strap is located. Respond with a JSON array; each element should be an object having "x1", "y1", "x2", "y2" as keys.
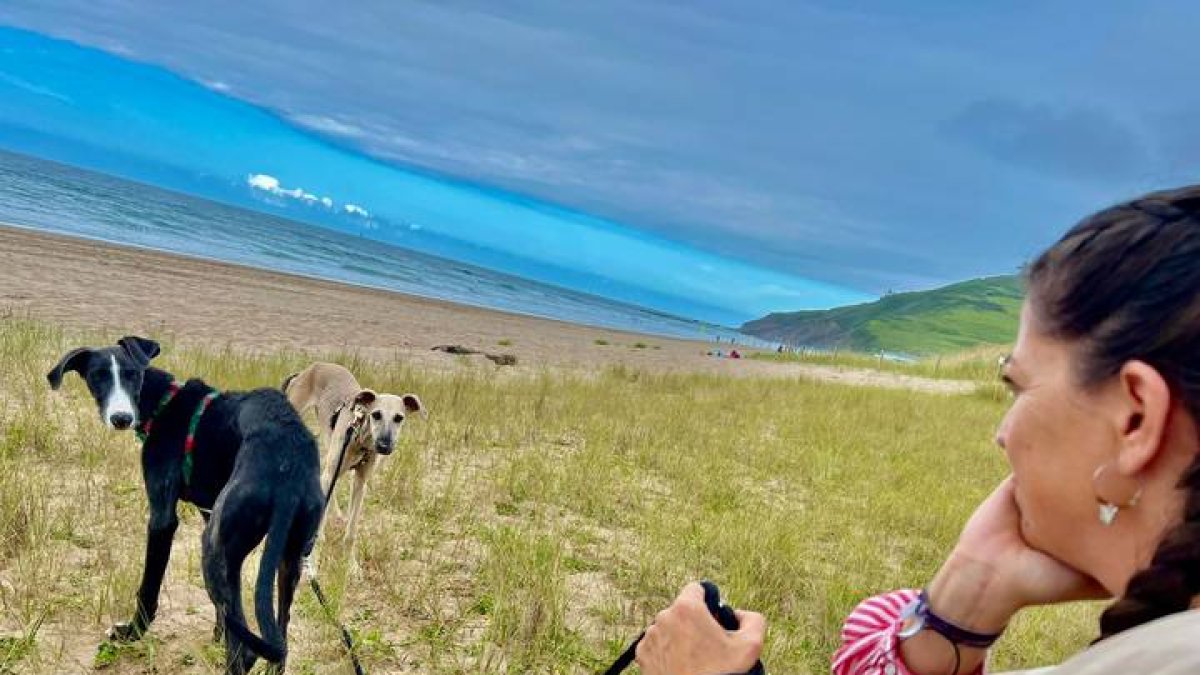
[{"x1": 911, "y1": 589, "x2": 1003, "y2": 649}]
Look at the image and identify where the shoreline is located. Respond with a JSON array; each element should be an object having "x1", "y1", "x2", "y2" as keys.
[
  {"x1": 0, "y1": 220, "x2": 746, "y2": 344},
  {"x1": 0, "y1": 224, "x2": 971, "y2": 392},
  {"x1": 0, "y1": 224, "x2": 762, "y2": 373}
]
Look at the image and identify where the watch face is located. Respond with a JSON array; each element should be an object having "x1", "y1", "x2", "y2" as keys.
[{"x1": 897, "y1": 598, "x2": 926, "y2": 640}]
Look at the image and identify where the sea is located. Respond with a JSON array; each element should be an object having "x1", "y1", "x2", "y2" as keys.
[{"x1": 0, "y1": 150, "x2": 766, "y2": 345}]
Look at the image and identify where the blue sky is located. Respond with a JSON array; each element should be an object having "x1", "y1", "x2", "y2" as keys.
[{"x1": 1, "y1": 2, "x2": 1198, "y2": 324}]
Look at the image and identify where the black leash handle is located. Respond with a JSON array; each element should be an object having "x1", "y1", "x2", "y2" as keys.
[{"x1": 602, "y1": 581, "x2": 766, "y2": 675}]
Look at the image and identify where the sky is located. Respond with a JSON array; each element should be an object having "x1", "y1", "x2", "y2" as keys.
[{"x1": 1, "y1": 2, "x2": 1199, "y2": 323}]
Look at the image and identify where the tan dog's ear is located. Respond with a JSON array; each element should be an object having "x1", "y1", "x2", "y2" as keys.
[
  {"x1": 354, "y1": 389, "x2": 377, "y2": 409},
  {"x1": 402, "y1": 394, "x2": 427, "y2": 419}
]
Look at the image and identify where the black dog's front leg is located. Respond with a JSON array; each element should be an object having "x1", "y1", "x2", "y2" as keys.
[{"x1": 109, "y1": 509, "x2": 178, "y2": 641}]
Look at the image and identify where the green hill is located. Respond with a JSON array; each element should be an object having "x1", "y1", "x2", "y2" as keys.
[{"x1": 742, "y1": 275, "x2": 1023, "y2": 355}]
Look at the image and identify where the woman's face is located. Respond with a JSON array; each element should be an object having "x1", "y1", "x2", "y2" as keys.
[{"x1": 996, "y1": 302, "x2": 1117, "y2": 571}]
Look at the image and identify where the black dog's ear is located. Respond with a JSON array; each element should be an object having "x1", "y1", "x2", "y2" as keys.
[
  {"x1": 47, "y1": 348, "x2": 91, "y2": 390},
  {"x1": 118, "y1": 336, "x2": 160, "y2": 365}
]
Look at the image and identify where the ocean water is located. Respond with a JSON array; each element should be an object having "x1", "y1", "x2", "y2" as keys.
[{"x1": 0, "y1": 150, "x2": 764, "y2": 344}]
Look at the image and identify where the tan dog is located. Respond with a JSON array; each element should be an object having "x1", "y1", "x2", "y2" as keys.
[{"x1": 283, "y1": 362, "x2": 424, "y2": 572}]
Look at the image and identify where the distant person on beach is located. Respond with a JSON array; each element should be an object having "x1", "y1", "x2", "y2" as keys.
[{"x1": 633, "y1": 187, "x2": 1200, "y2": 674}]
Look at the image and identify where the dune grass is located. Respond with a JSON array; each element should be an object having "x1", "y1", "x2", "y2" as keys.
[
  {"x1": 751, "y1": 343, "x2": 1011, "y2": 384},
  {"x1": 0, "y1": 316, "x2": 1100, "y2": 673}
]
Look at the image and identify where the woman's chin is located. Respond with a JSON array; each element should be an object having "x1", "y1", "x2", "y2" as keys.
[{"x1": 1017, "y1": 510, "x2": 1053, "y2": 555}]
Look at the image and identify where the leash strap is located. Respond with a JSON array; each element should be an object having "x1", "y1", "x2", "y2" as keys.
[
  {"x1": 303, "y1": 412, "x2": 367, "y2": 674},
  {"x1": 325, "y1": 412, "x2": 360, "y2": 506},
  {"x1": 329, "y1": 401, "x2": 347, "y2": 432},
  {"x1": 309, "y1": 576, "x2": 365, "y2": 675},
  {"x1": 603, "y1": 632, "x2": 643, "y2": 674}
]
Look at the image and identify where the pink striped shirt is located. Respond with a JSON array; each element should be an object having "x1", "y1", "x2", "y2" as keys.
[{"x1": 832, "y1": 589, "x2": 986, "y2": 675}]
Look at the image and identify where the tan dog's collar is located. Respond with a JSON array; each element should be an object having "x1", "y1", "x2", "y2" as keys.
[{"x1": 331, "y1": 401, "x2": 371, "y2": 443}]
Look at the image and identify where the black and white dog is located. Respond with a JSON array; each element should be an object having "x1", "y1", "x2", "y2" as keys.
[{"x1": 48, "y1": 336, "x2": 324, "y2": 674}]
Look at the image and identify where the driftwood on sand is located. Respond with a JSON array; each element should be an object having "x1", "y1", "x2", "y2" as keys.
[{"x1": 431, "y1": 344, "x2": 518, "y2": 366}]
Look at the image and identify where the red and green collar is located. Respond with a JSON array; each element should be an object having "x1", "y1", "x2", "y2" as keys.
[
  {"x1": 181, "y1": 391, "x2": 220, "y2": 487},
  {"x1": 135, "y1": 381, "x2": 220, "y2": 488},
  {"x1": 136, "y1": 380, "x2": 183, "y2": 443}
]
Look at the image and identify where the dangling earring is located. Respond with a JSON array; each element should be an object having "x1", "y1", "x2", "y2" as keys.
[{"x1": 1092, "y1": 463, "x2": 1143, "y2": 526}]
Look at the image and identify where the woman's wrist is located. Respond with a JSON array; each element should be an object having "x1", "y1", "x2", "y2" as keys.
[
  {"x1": 926, "y1": 552, "x2": 1022, "y2": 634},
  {"x1": 897, "y1": 556, "x2": 1018, "y2": 675}
]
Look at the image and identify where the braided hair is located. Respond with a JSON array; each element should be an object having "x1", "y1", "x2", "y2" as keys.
[{"x1": 1026, "y1": 186, "x2": 1200, "y2": 640}]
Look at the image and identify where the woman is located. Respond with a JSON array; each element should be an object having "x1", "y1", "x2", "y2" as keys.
[{"x1": 634, "y1": 187, "x2": 1200, "y2": 674}]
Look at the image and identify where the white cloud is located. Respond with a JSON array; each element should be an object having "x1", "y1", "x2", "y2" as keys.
[
  {"x1": 248, "y1": 173, "x2": 327, "y2": 205},
  {"x1": 203, "y1": 79, "x2": 232, "y2": 93},
  {"x1": 248, "y1": 173, "x2": 373, "y2": 219},
  {"x1": 247, "y1": 173, "x2": 280, "y2": 191}
]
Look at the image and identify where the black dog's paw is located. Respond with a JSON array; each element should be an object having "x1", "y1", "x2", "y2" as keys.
[
  {"x1": 107, "y1": 622, "x2": 143, "y2": 642},
  {"x1": 212, "y1": 623, "x2": 225, "y2": 644}
]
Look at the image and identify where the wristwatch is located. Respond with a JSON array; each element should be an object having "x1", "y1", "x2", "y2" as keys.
[{"x1": 897, "y1": 590, "x2": 1003, "y2": 649}]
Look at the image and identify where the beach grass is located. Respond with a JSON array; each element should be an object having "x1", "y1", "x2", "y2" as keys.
[
  {"x1": 0, "y1": 316, "x2": 1101, "y2": 673},
  {"x1": 751, "y1": 343, "x2": 1010, "y2": 383}
]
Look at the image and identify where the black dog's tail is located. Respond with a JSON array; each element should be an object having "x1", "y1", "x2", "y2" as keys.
[
  {"x1": 281, "y1": 372, "x2": 299, "y2": 393},
  {"x1": 224, "y1": 499, "x2": 295, "y2": 663}
]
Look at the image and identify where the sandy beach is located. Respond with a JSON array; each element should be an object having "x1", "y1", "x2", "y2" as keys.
[
  {"x1": 0, "y1": 225, "x2": 759, "y2": 368},
  {"x1": 0, "y1": 224, "x2": 969, "y2": 392}
]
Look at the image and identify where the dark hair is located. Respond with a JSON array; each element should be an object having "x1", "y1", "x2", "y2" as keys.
[{"x1": 1026, "y1": 185, "x2": 1200, "y2": 640}]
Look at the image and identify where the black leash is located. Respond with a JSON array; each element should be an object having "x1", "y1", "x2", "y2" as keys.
[
  {"x1": 603, "y1": 581, "x2": 765, "y2": 675},
  {"x1": 309, "y1": 577, "x2": 364, "y2": 675},
  {"x1": 307, "y1": 416, "x2": 367, "y2": 675}
]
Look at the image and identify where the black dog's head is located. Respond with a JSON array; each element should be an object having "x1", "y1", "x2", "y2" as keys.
[{"x1": 47, "y1": 336, "x2": 161, "y2": 430}]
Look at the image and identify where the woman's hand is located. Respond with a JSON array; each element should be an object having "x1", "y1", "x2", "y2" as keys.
[
  {"x1": 634, "y1": 582, "x2": 766, "y2": 675},
  {"x1": 900, "y1": 477, "x2": 1109, "y2": 674},
  {"x1": 932, "y1": 475, "x2": 1109, "y2": 629}
]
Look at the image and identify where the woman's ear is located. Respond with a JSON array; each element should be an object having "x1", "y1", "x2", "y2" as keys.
[{"x1": 1114, "y1": 360, "x2": 1173, "y2": 476}]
